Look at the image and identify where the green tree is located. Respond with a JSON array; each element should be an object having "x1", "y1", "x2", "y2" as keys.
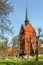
[{"x1": 12, "y1": 35, "x2": 20, "y2": 48}]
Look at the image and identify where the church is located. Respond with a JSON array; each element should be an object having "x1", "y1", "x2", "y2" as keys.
[{"x1": 19, "y1": 7, "x2": 36, "y2": 55}]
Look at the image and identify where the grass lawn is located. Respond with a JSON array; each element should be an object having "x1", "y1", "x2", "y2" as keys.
[
  {"x1": 0, "y1": 60, "x2": 43, "y2": 65},
  {"x1": 38, "y1": 55, "x2": 43, "y2": 59}
]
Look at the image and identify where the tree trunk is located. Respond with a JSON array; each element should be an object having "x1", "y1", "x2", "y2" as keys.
[{"x1": 36, "y1": 42, "x2": 38, "y2": 61}]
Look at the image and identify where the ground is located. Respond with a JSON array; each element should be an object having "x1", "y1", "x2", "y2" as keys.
[{"x1": 0, "y1": 54, "x2": 43, "y2": 65}]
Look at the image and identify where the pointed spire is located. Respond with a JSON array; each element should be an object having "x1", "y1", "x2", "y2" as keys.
[
  {"x1": 26, "y1": 7, "x2": 28, "y2": 21},
  {"x1": 25, "y1": 7, "x2": 29, "y2": 25}
]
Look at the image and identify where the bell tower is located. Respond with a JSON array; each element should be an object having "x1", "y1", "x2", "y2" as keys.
[{"x1": 20, "y1": 6, "x2": 36, "y2": 55}]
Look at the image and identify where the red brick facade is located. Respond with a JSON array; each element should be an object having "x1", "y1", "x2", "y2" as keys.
[{"x1": 20, "y1": 24, "x2": 36, "y2": 55}]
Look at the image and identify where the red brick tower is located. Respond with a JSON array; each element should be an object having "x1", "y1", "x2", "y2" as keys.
[{"x1": 20, "y1": 7, "x2": 36, "y2": 55}]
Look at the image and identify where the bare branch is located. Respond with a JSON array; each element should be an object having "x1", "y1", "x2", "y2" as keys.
[{"x1": 0, "y1": 0, "x2": 14, "y2": 39}]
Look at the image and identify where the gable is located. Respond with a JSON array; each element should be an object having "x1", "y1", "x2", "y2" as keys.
[
  {"x1": 20, "y1": 24, "x2": 25, "y2": 34},
  {"x1": 25, "y1": 23, "x2": 35, "y2": 34}
]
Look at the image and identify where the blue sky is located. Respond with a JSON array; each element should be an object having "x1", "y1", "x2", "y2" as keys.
[
  {"x1": 8, "y1": 0, "x2": 43, "y2": 38},
  {"x1": 6, "y1": 0, "x2": 43, "y2": 46}
]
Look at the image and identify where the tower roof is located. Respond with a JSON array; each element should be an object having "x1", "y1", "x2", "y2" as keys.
[{"x1": 25, "y1": 7, "x2": 29, "y2": 25}]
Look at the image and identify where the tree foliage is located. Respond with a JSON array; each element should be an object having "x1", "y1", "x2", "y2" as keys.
[{"x1": 12, "y1": 35, "x2": 20, "y2": 48}]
